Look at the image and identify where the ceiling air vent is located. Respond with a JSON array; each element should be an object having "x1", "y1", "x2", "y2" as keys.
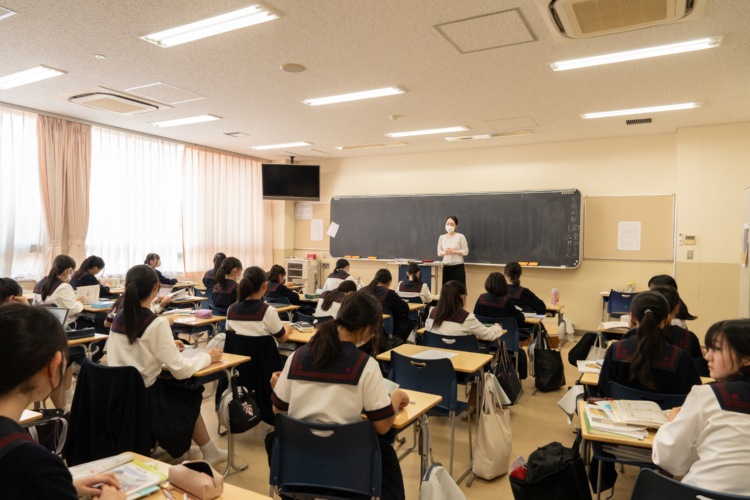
[
  {"x1": 535, "y1": 0, "x2": 704, "y2": 41},
  {"x1": 59, "y1": 87, "x2": 171, "y2": 115},
  {"x1": 626, "y1": 118, "x2": 652, "y2": 125}
]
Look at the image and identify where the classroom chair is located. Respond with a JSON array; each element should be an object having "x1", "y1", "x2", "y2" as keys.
[
  {"x1": 193, "y1": 286, "x2": 213, "y2": 309},
  {"x1": 270, "y1": 414, "x2": 381, "y2": 499},
  {"x1": 381, "y1": 304, "x2": 394, "y2": 337},
  {"x1": 630, "y1": 469, "x2": 750, "y2": 500},
  {"x1": 606, "y1": 382, "x2": 688, "y2": 410},
  {"x1": 475, "y1": 315, "x2": 521, "y2": 373},
  {"x1": 405, "y1": 296, "x2": 423, "y2": 326},
  {"x1": 421, "y1": 331, "x2": 479, "y2": 387},
  {"x1": 65, "y1": 359, "x2": 153, "y2": 466},
  {"x1": 388, "y1": 351, "x2": 470, "y2": 476},
  {"x1": 607, "y1": 291, "x2": 634, "y2": 321},
  {"x1": 293, "y1": 311, "x2": 334, "y2": 325},
  {"x1": 266, "y1": 297, "x2": 291, "y2": 306}
]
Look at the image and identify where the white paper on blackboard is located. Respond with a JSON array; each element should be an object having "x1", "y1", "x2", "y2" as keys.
[
  {"x1": 618, "y1": 221, "x2": 641, "y2": 251},
  {"x1": 327, "y1": 222, "x2": 339, "y2": 238},
  {"x1": 295, "y1": 203, "x2": 312, "y2": 219},
  {"x1": 311, "y1": 219, "x2": 324, "y2": 241}
]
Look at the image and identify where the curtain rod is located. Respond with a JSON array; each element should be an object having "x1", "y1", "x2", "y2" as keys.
[{"x1": 0, "y1": 100, "x2": 270, "y2": 163}]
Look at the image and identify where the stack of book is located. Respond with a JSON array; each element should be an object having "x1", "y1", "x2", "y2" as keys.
[{"x1": 583, "y1": 400, "x2": 668, "y2": 440}]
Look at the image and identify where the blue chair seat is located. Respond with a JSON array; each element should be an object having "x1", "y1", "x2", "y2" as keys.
[{"x1": 629, "y1": 469, "x2": 750, "y2": 500}]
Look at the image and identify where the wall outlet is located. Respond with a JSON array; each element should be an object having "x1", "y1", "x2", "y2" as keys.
[
  {"x1": 678, "y1": 233, "x2": 683, "y2": 245},
  {"x1": 322, "y1": 262, "x2": 330, "y2": 269},
  {"x1": 687, "y1": 250, "x2": 694, "y2": 260}
]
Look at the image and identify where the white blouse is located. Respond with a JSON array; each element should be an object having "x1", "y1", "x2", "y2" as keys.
[
  {"x1": 396, "y1": 281, "x2": 433, "y2": 304},
  {"x1": 34, "y1": 282, "x2": 84, "y2": 324},
  {"x1": 425, "y1": 312, "x2": 502, "y2": 342},
  {"x1": 315, "y1": 299, "x2": 341, "y2": 319},
  {"x1": 437, "y1": 233, "x2": 469, "y2": 266}
]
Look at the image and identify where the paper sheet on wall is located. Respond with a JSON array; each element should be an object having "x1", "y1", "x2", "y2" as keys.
[
  {"x1": 617, "y1": 221, "x2": 641, "y2": 251},
  {"x1": 295, "y1": 202, "x2": 312, "y2": 219},
  {"x1": 311, "y1": 219, "x2": 324, "y2": 241},
  {"x1": 327, "y1": 222, "x2": 339, "y2": 238},
  {"x1": 743, "y1": 224, "x2": 749, "y2": 267}
]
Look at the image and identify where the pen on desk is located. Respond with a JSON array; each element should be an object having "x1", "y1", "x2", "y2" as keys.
[
  {"x1": 409, "y1": 400, "x2": 416, "y2": 404},
  {"x1": 160, "y1": 485, "x2": 176, "y2": 499}
]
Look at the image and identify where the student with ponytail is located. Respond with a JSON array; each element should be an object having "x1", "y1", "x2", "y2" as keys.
[
  {"x1": 203, "y1": 252, "x2": 226, "y2": 289},
  {"x1": 395, "y1": 263, "x2": 433, "y2": 304},
  {"x1": 365, "y1": 268, "x2": 413, "y2": 341},
  {"x1": 316, "y1": 280, "x2": 357, "y2": 318},
  {"x1": 107, "y1": 265, "x2": 226, "y2": 464},
  {"x1": 653, "y1": 319, "x2": 750, "y2": 495},
  {"x1": 426, "y1": 280, "x2": 503, "y2": 341},
  {"x1": 322, "y1": 258, "x2": 358, "y2": 291},
  {"x1": 597, "y1": 290, "x2": 700, "y2": 396},
  {"x1": 225, "y1": 266, "x2": 292, "y2": 343},
  {"x1": 70, "y1": 255, "x2": 111, "y2": 297},
  {"x1": 0, "y1": 277, "x2": 26, "y2": 306},
  {"x1": 265, "y1": 264, "x2": 301, "y2": 305},
  {"x1": 648, "y1": 274, "x2": 698, "y2": 328},
  {"x1": 33, "y1": 254, "x2": 84, "y2": 324},
  {"x1": 144, "y1": 253, "x2": 177, "y2": 285},
  {"x1": 271, "y1": 291, "x2": 410, "y2": 500},
  {"x1": 504, "y1": 262, "x2": 546, "y2": 314},
  {"x1": 473, "y1": 272, "x2": 526, "y2": 327},
  {"x1": 212, "y1": 257, "x2": 242, "y2": 310},
  {"x1": 0, "y1": 305, "x2": 125, "y2": 499}
]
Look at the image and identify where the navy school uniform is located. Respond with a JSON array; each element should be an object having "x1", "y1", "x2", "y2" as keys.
[
  {"x1": 212, "y1": 279, "x2": 238, "y2": 310},
  {"x1": 155, "y1": 269, "x2": 177, "y2": 285},
  {"x1": 473, "y1": 292, "x2": 526, "y2": 327},
  {"x1": 623, "y1": 325, "x2": 708, "y2": 376},
  {"x1": 506, "y1": 284, "x2": 546, "y2": 315},
  {"x1": 202, "y1": 269, "x2": 216, "y2": 289},
  {"x1": 372, "y1": 286, "x2": 414, "y2": 341},
  {"x1": 597, "y1": 336, "x2": 701, "y2": 396},
  {"x1": 71, "y1": 271, "x2": 111, "y2": 297},
  {"x1": 323, "y1": 269, "x2": 355, "y2": 291},
  {"x1": 265, "y1": 281, "x2": 300, "y2": 305}
]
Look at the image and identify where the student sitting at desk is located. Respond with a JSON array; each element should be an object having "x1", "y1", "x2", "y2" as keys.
[
  {"x1": 365, "y1": 269, "x2": 413, "y2": 341},
  {"x1": 322, "y1": 258, "x2": 358, "y2": 291},
  {"x1": 145, "y1": 253, "x2": 177, "y2": 285},
  {"x1": 103, "y1": 294, "x2": 174, "y2": 329},
  {"x1": 202, "y1": 252, "x2": 225, "y2": 289},
  {"x1": 652, "y1": 319, "x2": 750, "y2": 495},
  {"x1": 597, "y1": 291, "x2": 701, "y2": 397},
  {"x1": 70, "y1": 255, "x2": 111, "y2": 297},
  {"x1": 648, "y1": 274, "x2": 698, "y2": 329},
  {"x1": 473, "y1": 272, "x2": 526, "y2": 327},
  {"x1": 0, "y1": 277, "x2": 27, "y2": 306},
  {"x1": 316, "y1": 280, "x2": 357, "y2": 319},
  {"x1": 396, "y1": 262, "x2": 433, "y2": 304},
  {"x1": 33, "y1": 254, "x2": 84, "y2": 324},
  {"x1": 271, "y1": 291, "x2": 410, "y2": 500},
  {"x1": 107, "y1": 265, "x2": 226, "y2": 464},
  {"x1": 426, "y1": 280, "x2": 503, "y2": 342},
  {"x1": 226, "y1": 266, "x2": 292, "y2": 343},
  {"x1": 0, "y1": 305, "x2": 125, "y2": 500},
  {"x1": 504, "y1": 262, "x2": 546, "y2": 314},
  {"x1": 212, "y1": 257, "x2": 242, "y2": 311},
  {"x1": 265, "y1": 264, "x2": 301, "y2": 305}
]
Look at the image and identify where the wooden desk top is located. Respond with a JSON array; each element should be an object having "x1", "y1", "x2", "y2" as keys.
[
  {"x1": 130, "y1": 453, "x2": 272, "y2": 500},
  {"x1": 191, "y1": 353, "x2": 251, "y2": 378},
  {"x1": 68, "y1": 334, "x2": 108, "y2": 346},
  {"x1": 597, "y1": 323, "x2": 629, "y2": 334},
  {"x1": 578, "y1": 401, "x2": 655, "y2": 449},
  {"x1": 23, "y1": 291, "x2": 35, "y2": 301},
  {"x1": 416, "y1": 327, "x2": 506, "y2": 335},
  {"x1": 392, "y1": 389, "x2": 443, "y2": 429},
  {"x1": 376, "y1": 344, "x2": 492, "y2": 374},
  {"x1": 109, "y1": 287, "x2": 124, "y2": 295},
  {"x1": 171, "y1": 313, "x2": 226, "y2": 327},
  {"x1": 580, "y1": 371, "x2": 714, "y2": 387},
  {"x1": 523, "y1": 317, "x2": 543, "y2": 325},
  {"x1": 21, "y1": 409, "x2": 43, "y2": 424},
  {"x1": 299, "y1": 297, "x2": 319, "y2": 304},
  {"x1": 287, "y1": 329, "x2": 315, "y2": 344},
  {"x1": 408, "y1": 302, "x2": 426, "y2": 311},
  {"x1": 83, "y1": 304, "x2": 114, "y2": 313},
  {"x1": 547, "y1": 303, "x2": 564, "y2": 312},
  {"x1": 170, "y1": 296, "x2": 206, "y2": 304},
  {"x1": 174, "y1": 281, "x2": 196, "y2": 288},
  {"x1": 270, "y1": 304, "x2": 300, "y2": 313}
]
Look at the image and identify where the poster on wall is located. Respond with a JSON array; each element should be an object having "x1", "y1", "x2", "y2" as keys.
[
  {"x1": 617, "y1": 221, "x2": 641, "y2": 251},
  {"x1": 742, "y1": 224, "x2": 749, "y2": 267}
]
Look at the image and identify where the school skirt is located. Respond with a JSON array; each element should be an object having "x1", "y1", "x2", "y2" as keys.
[
  {"x1": 442, "y1": 263, "x2": 466, "y2": 287},
  {"x1": 146, "y1": 377, "x2": 204, "y2": 458}
]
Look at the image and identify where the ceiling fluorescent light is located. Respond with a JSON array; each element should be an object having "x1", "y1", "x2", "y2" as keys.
[
  {"x1": 140, "y1": 4, "x2": 279, "y2": 48},
  {"x1": 445, "y1": 130, "x2": 533, "y2": 141},
  {"x1": 386, "y1": 126, "x2": 468, "y2": 138},
  {"x1": 551, "y1": 37, "x2": 721, "y2": 71},
  {"x1": 252, "y1": 141, "x2": 312, "y2": 150},
  {"x1": 336, "y1": 141, "x2": 407, "y2": 151},
  {"x1": 582, "y1": 102, "x2": 700, "y2": 119},
  {"x1": 304, "y1": 87, "x2": 405, "y2": 106},
  {"x1": 0, "y1": 7, "x2": 16, "y2": 21},
  {"x1": 0, "y1": 65, "x2": 66, "y2": 90},
  {"x1": 149, "y1": 114, "x2": 221, "y2": 127}
]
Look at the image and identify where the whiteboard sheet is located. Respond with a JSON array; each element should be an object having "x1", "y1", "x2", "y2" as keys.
[{"x1": 311, "y1": 219, "x2": 324, "y2": 241}]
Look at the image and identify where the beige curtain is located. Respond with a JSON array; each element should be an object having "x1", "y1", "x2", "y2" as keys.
[{"x1": 37, "y1": 116, "x2": 92, "y2": 265}]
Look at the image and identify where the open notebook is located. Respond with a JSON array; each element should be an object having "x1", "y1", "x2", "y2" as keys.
[{"x1": 69, "y1": 453, "x2": 167, "y2": 500}]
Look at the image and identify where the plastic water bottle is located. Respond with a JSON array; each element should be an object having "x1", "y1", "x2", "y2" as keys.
[{"x1": 551, "y1": 288, "x2": 559, "y2": 305}]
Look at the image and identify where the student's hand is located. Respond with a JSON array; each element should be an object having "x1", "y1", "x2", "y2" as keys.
[
  {"x1": 159, "y1": 296, "x2": 172, "y2": 307},
  {"x1": 391, "y1": 388, "x2": 410, "y2": 410},
  {"x1": 278, "y1": 325, "x2": 292, "y2": 343},
  {"x1": 10, "y1": 295, "x2": 29, "y2": 305},
  {"x1": 165, "y1": 315, "x2": 177, "y2": 325},
  {"x1": 99, "y1": 485, "x2": 126, "y2": 500},
  {"x1": 666, "y1": 406, "x2": 682, "y2": 422},
  {"x1": 73, "y1": 473, "x2": 121, "y2": 497},
  {"x1": 207, "y1": 348, "x2": 223, "y2": 363},
  {"x1": 76, "y1": 296, "x2": 86, "y2": 303},
  {"x1": 270, "y1": 371, "x2": 282, "y2": 389},
  {"x1": 174, "y1": 340, "x2": 185, "y2": 351}
]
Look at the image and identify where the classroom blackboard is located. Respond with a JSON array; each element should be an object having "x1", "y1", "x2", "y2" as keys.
[{"x1": 329, "y1": 190, "x2": 581, "y2": 268}]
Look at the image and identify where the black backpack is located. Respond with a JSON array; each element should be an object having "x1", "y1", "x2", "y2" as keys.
[{"x1": 510, "y1": 439, "x2": 591, "y2": 500}]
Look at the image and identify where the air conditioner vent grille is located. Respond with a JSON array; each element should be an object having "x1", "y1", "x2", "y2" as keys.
[
  {"x1": 626, "y1": 118, "x2": 652, "y2": 125},
  {"x1": 573, "y1": 0, "x2": 668, "y2": 34}
]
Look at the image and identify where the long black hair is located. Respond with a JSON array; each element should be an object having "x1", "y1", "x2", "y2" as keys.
[
  {"x1": 504, "y1": 262, "x2": 522, "y2": 286},
  {"x1": 267, "y1": 264, "x2": 286, "y2": 284},
  {"x1": 212, "y1": 252, "x2": 226, "y2": 276},
  {"x1": 432, "y1": 280, "x2": 466, "y2": 329},
  {"x1": 406, "y1": 263, "x2": 421, "y2": 283},
  {"x1": 122, "y1": 265, "x2": 159, "y2": 345},
  {"x1": 628, "y1": 291, "x2": 672, "y2": 390},
  {"x1": 0, "y1": 304, "x2": 68, "y2": 397},
  {"x1": 648, "y1": 274, "x2": 697, "y2": 321},
  {"x1": 0, "y1": 278, "x2": 22, "y2": 304},
  {"x1": 237, "y1": 266, "x2": 267, "y2": 302},
  {"x1": 485, "y1": 272, "x2": 509, "y2": 296},
  {"x1": 308, "y1": 290, "x2": 384, "y2": 369},
  {"x1": 41, "y1": 254, "x2": 76, "y2": 301},
  {"x1": 334, "y1": 259, "x2": 350, "y2": 272},
  {"x1": 215, "y1": 257, "x2": 242, "y2": 289},
  {"x1": 320, "y1": 280, "x2": 357, "y2": 312},
  {"x1": 705, "y1": 319, "x2": 750, "y2": 381},
  {"x1": 73, "y1": 255, "x2": 105, "y2": 279},
  {"x1": 144, "y1": 253, "x2": 160, "y2": 266},
  {"x1": 365, "y1": 269, "x2": 392, "y2": 293}
]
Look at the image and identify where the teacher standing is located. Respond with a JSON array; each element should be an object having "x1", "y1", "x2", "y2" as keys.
[{"x1": 437, "y1": 215, "x2": 468, "y2": 287}]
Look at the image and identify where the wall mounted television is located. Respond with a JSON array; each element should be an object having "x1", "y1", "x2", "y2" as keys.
[{"x1": 262, "y1": 163, "x2": 320, "y2": 201}]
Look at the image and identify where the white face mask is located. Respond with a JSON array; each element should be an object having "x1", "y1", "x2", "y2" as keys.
[{"x1": 445, "y1": 225, "x2": 455, "y2": 234}]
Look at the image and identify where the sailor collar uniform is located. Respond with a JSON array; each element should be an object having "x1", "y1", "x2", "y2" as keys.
[
  {"x1": 506, "y1": 284, "x2": 547, "y2": 315},
  {"x1": 396, "y1": 280, "x2": 433, "y2": 304},
  {"x1": 226, "y1": 299, "x2": 285, "y2": 339},
  {"x1": 315, "y1": 290, "x2": 344, "y2": 318},
  {"x1": 424, "y1": 308, "x2": 502, "y2": 342},
  {"x1": 212, "y1": 279, "x2": 238, "y2": 309},
  {"x1": 322, "y1": 270, "x2": 356, "y2": 291},
  {"x1": 33, "y1": 277, "x2": 83, "y2": 323},
  {"x1": 473, "y1": 292, "x2": 526, "y2": 325}
]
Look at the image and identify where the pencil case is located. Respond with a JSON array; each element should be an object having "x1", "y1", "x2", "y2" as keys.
[
  {"x1": 168, "y1": 460, "x2": 223, "y2": 500},
  {"x1": 195, "y1": 309, "x2": 213, "y2": 319}
]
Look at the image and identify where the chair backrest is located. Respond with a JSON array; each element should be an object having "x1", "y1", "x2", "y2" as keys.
[
  {"x1": 381, "y1": 304, "x2": 394, "y2": 336},
  {"x1": 473, "y1": 314, "x2": 520, "y2": 353},
  {"x1": 608, "y1": 291, "x2": 634, "y2": 315},
  {"x1": 266, "y1": 297, "x2": 291, "y2": 306},
  {"x1": 422, "y1": 331, "x2": 479, "y2": 353},
  {"x1": 209, "y1": 303, "x2": 228, "y2": 316},
  {"x1": 294, "y1": 311, "x2": 334, "y2": 325},
  {"x1": 406, "y1": 296, "x2": 423, "y2": 304},
  {"x1": 388, "y1": 351, "x2": 458, "y2": 413},
  {"x1": 605, "y1": 382, "x2": 688, "y2": 410},
  {"x1": 630, "y1": 469, "x2": 750, "y2": 500},
  {"x1": 194, "y1": 287, "x2": 213, "y2": 307},
  {"x1": 270, "y1": 414, "x2": 381, "y2": 499}
]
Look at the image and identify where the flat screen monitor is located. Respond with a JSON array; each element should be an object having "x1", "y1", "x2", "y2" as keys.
[{"x1": 262, "y1": 164, "x2": 320, "y2": 201}]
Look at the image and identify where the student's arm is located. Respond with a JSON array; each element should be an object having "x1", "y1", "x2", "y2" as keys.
[
  {"x1": 466, "y1": 314, "x2": 501, "y2": 341},
  {"x1": 420, "y1": 283, "x2": 433, "y2": 304},
  {"x1": 472, "y1": 298, "x2": 481, "y2": 315},
  {"x1": 362, "y1": 360, "x2": 400, "y2": 434},
  {"x1": 280, "y1": 285, "x2": 300, "y2": 304},
  {"x1": 652, "y1": 387, "x2": 705, "y2": 475},
  {"x1": 80, "y1": 273, "x2": 110, "y2": 294},
  {"x1": 266, "y1": 308, "x2": 290, "y2": 342},
  {"x1": 271, "y1": 355, "x2": 294, "y2": 414},
  {"x1": 509, "y1": 303, "x2": 527, "y2": 326},
  {"x1": 523, "y1": 289, "x2": 547, "y2": 315},
  {"x1": 387, "y1": 291, "x2": 410, "y2": 317},
  {"x1": 597, "y1": 346, "x2": 616, "y2": 396},
  {"x1": 147, "y1": 319, "x2": 213, "y2": 379},
  {"x1": 55, "y1": 285, "x2": 84, "y2": 315}
]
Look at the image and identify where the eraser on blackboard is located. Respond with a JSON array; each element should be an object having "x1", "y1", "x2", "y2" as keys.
[
  {"x1": 367, "y1": 256, "x2": 377, "y2": 259},
  {"x1": 351, "y1": 256, "x2": 360, "y2": 259},
  {"x1": 519, "y1": 262, "x2": 529, "y2": 266},
  {"x1": 528, "y1": 262, "x2": 538, "y2": 266},
  {"x1": 345, "y1": 255, "x2": 352, "y2": 258}
]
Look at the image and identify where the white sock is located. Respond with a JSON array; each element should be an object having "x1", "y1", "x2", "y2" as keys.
[{"x1": 200, "y1": 441, "x2": 227, "y2": 465}]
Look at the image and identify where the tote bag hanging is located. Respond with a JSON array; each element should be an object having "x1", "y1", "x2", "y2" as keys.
[
  {"x1": 534, "y1": 331, "x2": 566, "y2": 392},
  {"x1": 495, "y1": 341, "x2": 522, "y2": 405},
  {"x1": 585, "y1": 332, "x2": 607, "y2": 361},
  {"x1": 473, "y1": 372, "x2": 513, "y2": 480}
]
